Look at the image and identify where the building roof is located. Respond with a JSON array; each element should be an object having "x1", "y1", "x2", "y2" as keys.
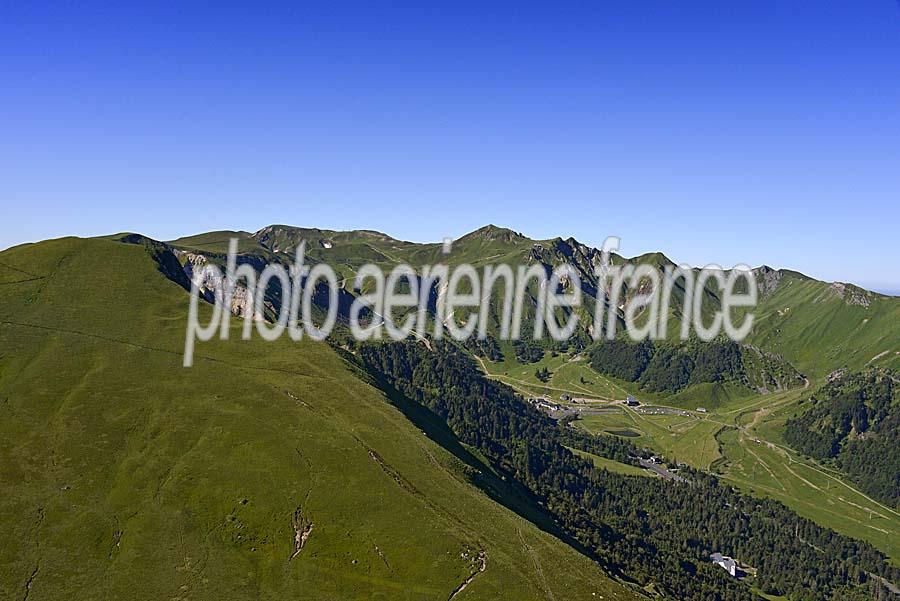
[{"x1": 710, "y1": 553, "x2": 737, "y2": 573}]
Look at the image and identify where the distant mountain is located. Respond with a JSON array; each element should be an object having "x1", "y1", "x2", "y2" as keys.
[
  {"x1": 873, "y1": 288, "x2": 900, "y2": 297},
  {"x1": 164, "y1": 224, "x2": 900, "y2": 378}
]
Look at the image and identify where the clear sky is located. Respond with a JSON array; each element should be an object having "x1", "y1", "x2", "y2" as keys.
[{"x1": 2, "y1": 2, "x2": 899, "y2": 291}]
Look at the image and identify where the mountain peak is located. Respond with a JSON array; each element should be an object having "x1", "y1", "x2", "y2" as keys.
[{"x1": 459, "y1": 224, "x2": 526, "y2": 243}]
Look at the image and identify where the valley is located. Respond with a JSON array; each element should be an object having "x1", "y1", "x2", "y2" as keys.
[
  {"x1": 158, "y1": 223, "x2": 900, "y2": 584},
  {"x1": 477, "y1": 349, "x2": 900, "y2": 562}
]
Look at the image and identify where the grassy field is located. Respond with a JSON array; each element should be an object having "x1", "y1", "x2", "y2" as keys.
[
  {"x1": 718, "y1": 383, "x2": 900, "y2": 563},
  {"x1": 575, "y1": 408, "x2": 725, "y2": 468},
  {"x1": 480, "y1": 348, "x2": 628, "y2": 401},
  {"x1": 0, "y1": 237, "x2": 642, "y2": 601},
  {"x1": 565, "y1": 448, "x2": 652, "y2": 478},
  {"x1": 481, "y1": 350, "x2": 900, "y2": 563}
]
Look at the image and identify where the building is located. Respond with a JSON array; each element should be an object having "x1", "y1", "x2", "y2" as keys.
[
  {"x1": 696, "y1": 407, "x2": 707, "y2": 413},
  {"x1": 710, "y1": 553, "x2": 738, "y2": 577},
  {"x1": 625, "y1": 395, "x2": 640, "y2": 406}
]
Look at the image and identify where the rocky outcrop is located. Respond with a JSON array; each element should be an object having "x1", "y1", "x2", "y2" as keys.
[
  {"x1": 829, "y1": 282, "x2": 873, "y2": 308},
  {"x1": 753, "y1": 266, "x2": 783, "y2": 298},
  {"x1": 177, "y1": 250, "x2": 265, "y2": 321}
]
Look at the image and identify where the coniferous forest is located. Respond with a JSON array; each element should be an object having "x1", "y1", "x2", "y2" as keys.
[
  {"x1": 589, "y1": 338, "x2": 804, "y2": 395},
  {"x1": 785, "y1": 369, "x2": 899, "y2": 509}
]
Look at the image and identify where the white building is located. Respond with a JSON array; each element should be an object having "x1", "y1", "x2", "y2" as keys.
[{"x1": 710, "y1": 553, "x2": 738, "y2": 577}]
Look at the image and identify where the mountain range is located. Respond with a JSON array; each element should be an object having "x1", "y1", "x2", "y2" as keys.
[{"x1": 1, "y1": 225, "x2": 897, "y2": 601}]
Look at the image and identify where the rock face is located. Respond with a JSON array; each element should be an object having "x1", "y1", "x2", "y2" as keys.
[
  {"x1": 177, "y1": 250, "x2": 265, "y2": 321},
  {"x1": 753, "y1": 266, "x2": 783, "y2": 298},
  {"x1": 829, "y1": 282, "x2": 873, "y2": 308}
]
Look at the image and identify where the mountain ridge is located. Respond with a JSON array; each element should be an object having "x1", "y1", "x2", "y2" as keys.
[{"x1": 165, "y1": 223, "x2": 888, "y2": 298}]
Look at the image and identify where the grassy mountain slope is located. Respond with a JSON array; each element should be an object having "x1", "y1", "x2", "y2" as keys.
[
  {"x1": 0, "y1": 237, "x2": 640, "y2": 601},
  {"x1": 747, "y1": 271, "x2": 900, "y2": 376}
]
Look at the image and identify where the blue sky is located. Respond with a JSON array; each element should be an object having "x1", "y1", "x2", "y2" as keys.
[{"x1": 2, "y1": 2, "x2": 899, "y2": 291}]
